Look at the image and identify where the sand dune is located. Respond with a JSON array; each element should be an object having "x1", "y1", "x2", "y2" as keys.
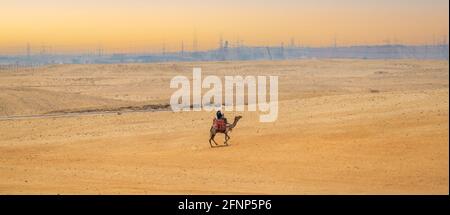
[
  {"x1": 0, "y1": 87, "x2": 133, "y2": 117},
  {"x1": 0, "y1": 59, "x2": 448, "y2": 194}
]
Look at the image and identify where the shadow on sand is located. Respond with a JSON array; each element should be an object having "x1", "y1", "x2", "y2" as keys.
[{"x1": 211, "y1": 144, "x2": 231, "y2": 148}]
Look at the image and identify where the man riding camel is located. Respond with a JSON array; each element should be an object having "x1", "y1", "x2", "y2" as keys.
[
  {"x1": 210, "y1": 110, "x2": 242, "y2": 147},
  {"x1": 216, "y1": 110, "x2": 228, "y2": 124}
]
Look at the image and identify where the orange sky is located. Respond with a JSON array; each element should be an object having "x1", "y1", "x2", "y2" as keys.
[{"x1": 0, "y1": 0, "x2": 448, "y2": 53}]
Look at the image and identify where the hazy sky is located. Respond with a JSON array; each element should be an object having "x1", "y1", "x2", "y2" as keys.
[{"x1": 0, "y1": 0, "x2": 448, "y2": 53}]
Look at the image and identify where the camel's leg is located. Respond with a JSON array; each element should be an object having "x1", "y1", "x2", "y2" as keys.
[
  {"x1": 210, "y1": 134, "x2": 218, "y2": 146},
  {"x1": 224, "y1": 133, "x2": 230, "y2": 145},
  {"x1": 209, "y1": 136, "x2": 214, "y2": 147},
  {"x1": 209, "y1": 127, "x2": 219, "y2": 147},
  {"x1": 209, "y1": 133, "x2": 216, "y2": 147},
  {"x1": 212, "y1": 135, "x2": 218, "y2": 145},
  {"x1": 209, "y1": 134, "x2": 218, "y2": 147}
]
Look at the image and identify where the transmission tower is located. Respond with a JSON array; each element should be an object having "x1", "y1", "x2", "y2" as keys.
[
  {"x1": 181, "y1": 40, "x2": 184, "y2": 56},
  {"x1": 193, "y1": 29, "x2": 198, "y2": 53}
]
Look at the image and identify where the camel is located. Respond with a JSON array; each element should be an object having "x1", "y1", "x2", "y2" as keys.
[{"x1": 209, "y1": 116, "x2": 242, "y2": 147}]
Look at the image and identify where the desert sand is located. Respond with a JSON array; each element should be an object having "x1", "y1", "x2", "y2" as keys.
[{"x1": 0, "y1": 59, "x2": 448, "y2": 194}]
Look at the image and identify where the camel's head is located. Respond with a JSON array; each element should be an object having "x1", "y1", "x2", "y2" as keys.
[{"x1": 229, "y1": 116, "x2": 242, "y2": 130}]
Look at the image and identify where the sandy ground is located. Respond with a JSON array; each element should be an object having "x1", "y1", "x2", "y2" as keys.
[{"x1": 0, "y1": 59, "x2": 448, "y2": 194}]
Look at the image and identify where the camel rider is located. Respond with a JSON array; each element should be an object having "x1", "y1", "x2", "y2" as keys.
[{"x1": 216, "y1": 110, "x2": 228, "y2": 124}]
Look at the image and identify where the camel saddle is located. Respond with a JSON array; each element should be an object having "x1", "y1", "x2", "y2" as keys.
[{"x1": 213, "y1": 119, "x2": 226, "y2": 132}]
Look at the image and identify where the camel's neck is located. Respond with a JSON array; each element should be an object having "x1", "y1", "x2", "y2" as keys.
[{"x1": 230, "y1": 118, "x2": 240, "y2": 128}]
